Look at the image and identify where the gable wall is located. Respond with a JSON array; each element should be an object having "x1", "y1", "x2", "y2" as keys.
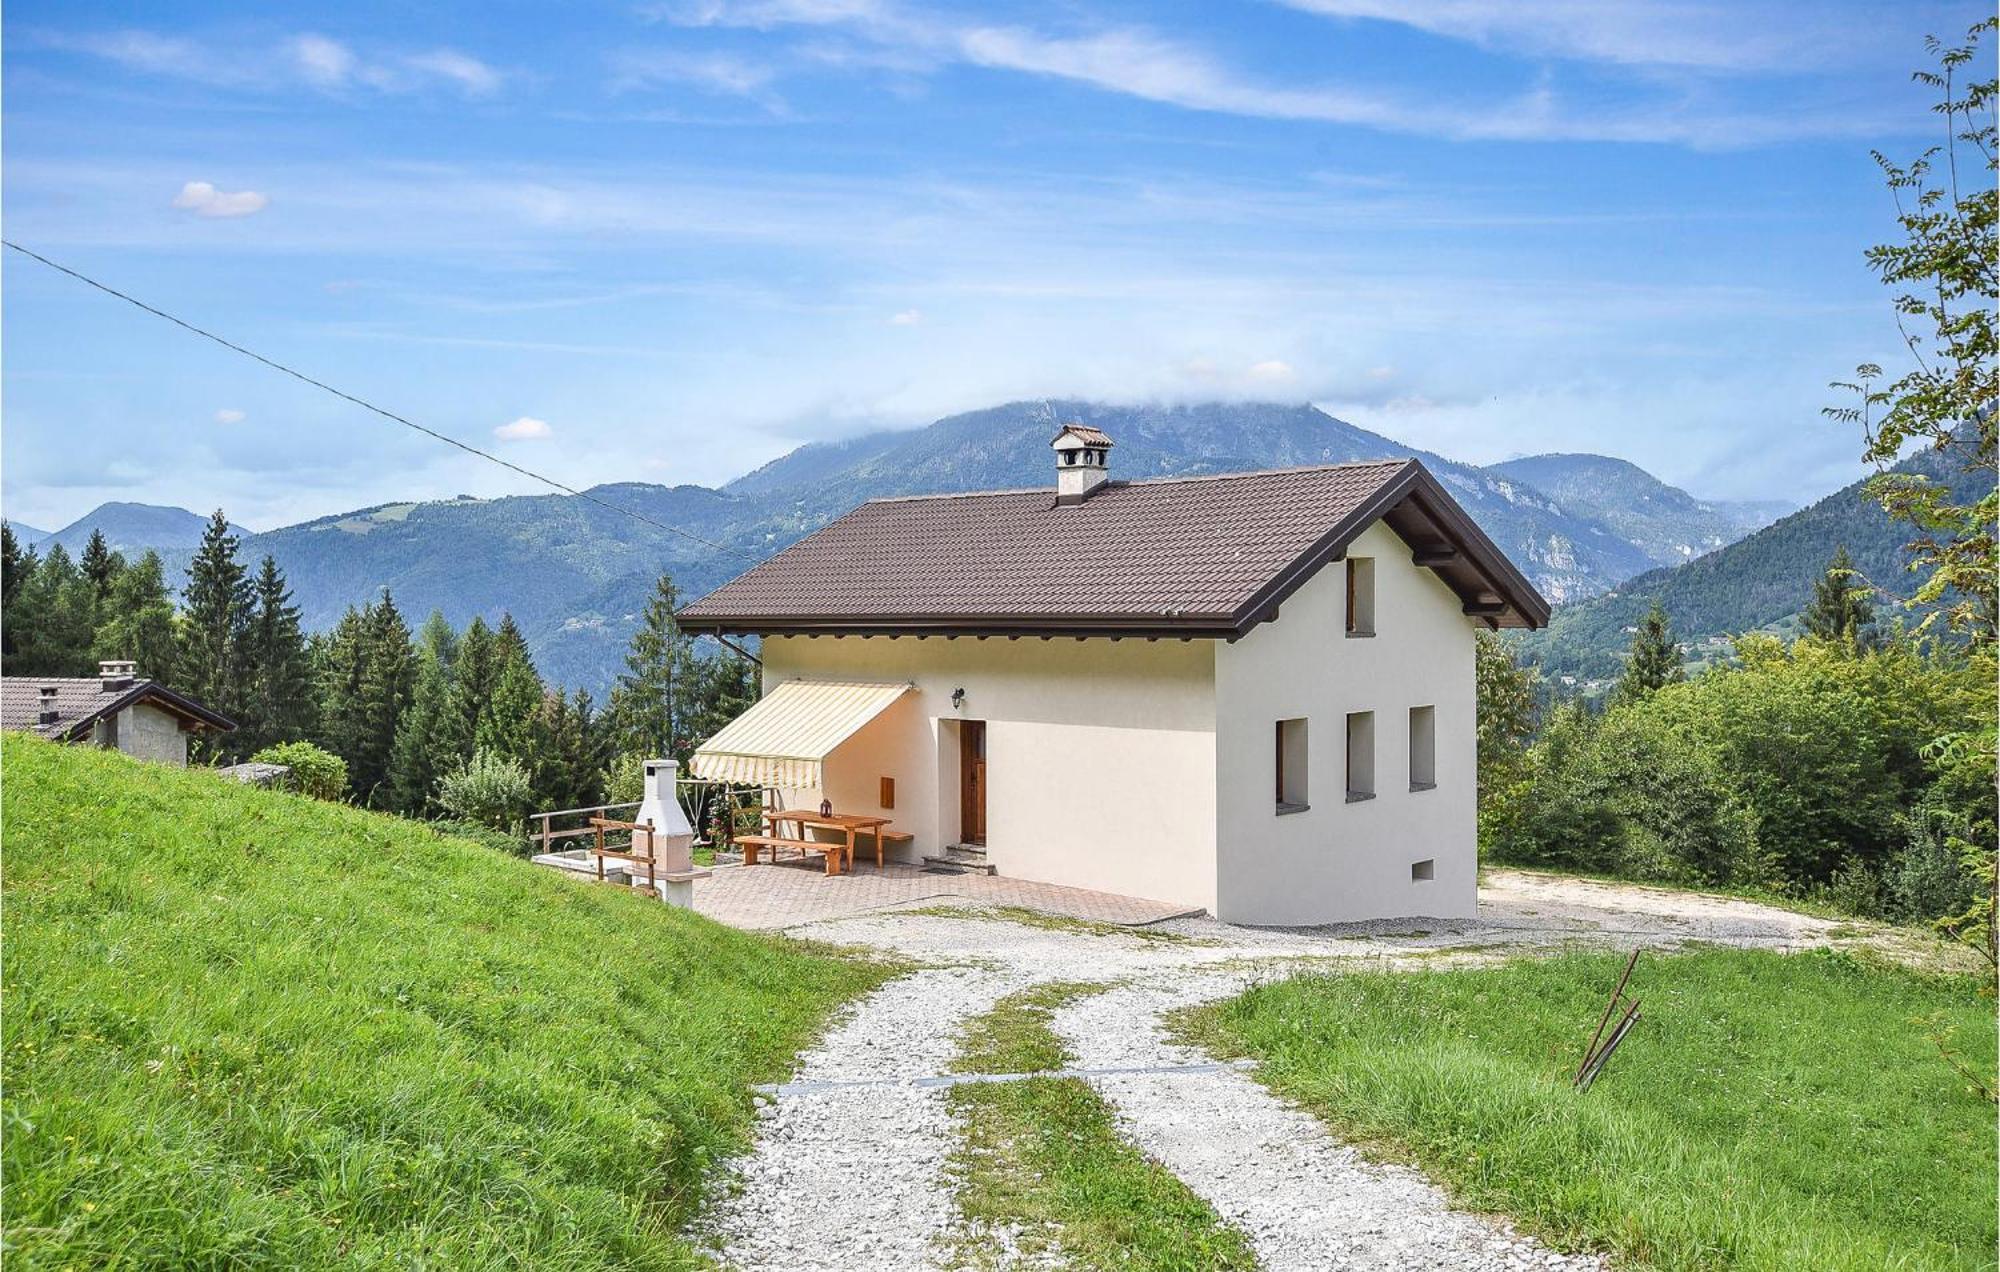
[{"x1": 1214, "y1": 520, "x2": 1479, "y2": 923}]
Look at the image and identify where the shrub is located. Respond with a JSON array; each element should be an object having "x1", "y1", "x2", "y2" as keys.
[
  {"x1": 435, "y1": 748, "x2": 533, "y2": 832},
  {"x1": 248, "y1": 740, "x2": 349, "y2": 802},
  {"x1": 1882, "y1": 802, "x2": 1978, "y2": 923}
]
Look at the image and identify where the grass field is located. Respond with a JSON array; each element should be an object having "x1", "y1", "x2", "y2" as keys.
[
  {"x1": 1187, "y1": 946, "x2": 1997, "y2": 1271},
  {"x1": 1, "y1": 735, "x2": 892, "y2": 1268},
  {"x1": 947, "y1": 982, "x2": 1255, "y2": 1271}
]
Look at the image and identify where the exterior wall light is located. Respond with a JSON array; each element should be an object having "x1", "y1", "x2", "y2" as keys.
[{"x1": 951, "y1": 688, "x2": 966, "y2": 711}]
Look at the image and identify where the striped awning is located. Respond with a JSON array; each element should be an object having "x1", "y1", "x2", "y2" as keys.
[{"x1": 689, "y1": 679, "x2": 913, "y2": 790}]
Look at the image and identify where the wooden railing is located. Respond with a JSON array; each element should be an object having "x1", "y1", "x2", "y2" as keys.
[{"x1": 530, "y1": 780, "x2": 774, "y2": 858}]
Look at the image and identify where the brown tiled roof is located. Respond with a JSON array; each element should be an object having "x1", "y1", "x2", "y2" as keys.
[
  {"x1": 1052, "y1": 425, "x2": 1115, "y2": 448},
  {"x1": 681, "y1": 458, "x2": 1549, "y2": 637},
  {"x1": 1, "y1": 677, "x2": 236, "y2": 740}
]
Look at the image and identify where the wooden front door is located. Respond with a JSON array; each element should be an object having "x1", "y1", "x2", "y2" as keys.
[{"x1": 959, "y1": 720, "x2": 987, "y2": 846}]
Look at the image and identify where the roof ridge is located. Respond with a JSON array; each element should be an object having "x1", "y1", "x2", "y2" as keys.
[{"x1": 861, "y1": 458, "x2": 1416, "y2": 506}]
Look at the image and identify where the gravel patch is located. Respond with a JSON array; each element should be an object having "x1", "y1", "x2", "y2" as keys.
[
  {"x1": 700, "y1": 871, "x2": 1876, "y2": 1269},
  {"x1": 1051, "y1": 976, "x2": 1604, "y2": 1272},
  {"x1": 704, "y1": 964, "x2": 1033, "y2": 1271}
]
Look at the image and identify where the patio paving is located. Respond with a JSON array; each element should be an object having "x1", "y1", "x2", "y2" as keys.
[{"x1": 689, "y1": 858, "x2": 1203, "y2": 930}]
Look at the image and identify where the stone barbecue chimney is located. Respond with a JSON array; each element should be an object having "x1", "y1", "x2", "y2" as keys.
[{"x1": 1051, "y1": 423, "x2": 1113, "y2": 506}]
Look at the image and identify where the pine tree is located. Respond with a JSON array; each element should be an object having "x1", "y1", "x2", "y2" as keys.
[
  {"x1": 387, "y1": 611, "x2": 463, "y2": 815},
  {"x1": 1611, "y1": 600, "x2": 1684, "y2": 707},
  {"x1": 13, "y1": 544, "x2": 98, "y2": 676},
  {"x1": 316, "y1": 592, "x2": 416, "y2": 805},
  {"x1": 237, "y1": 556, "x2": 316, "y2": 753},
  {"x1": 442, "y1": 617, "x2": 498, "y2": 760},
  {"x1": 529, "y1": 689, "x2": 608, "y2": 813},
  {"x1": 606, "y1": 575, "x2": 704, "y2": 760},
  {"x1": 1801, "y1": 546, "x2": 1877, "y2": 646},
  {"x1": 80, "y1": 529, "x2": 124, "y2": 600},
  {"x1": 93, "y1": 551, "x2": 179, "y2": 686},
  {"x1": 179, "y1": 510, "x2": 254, "y2": 735},
  {"x1": 475, "y1": 614, "x2": 544, "y2": 765},
  {"x1": 3, "y1": 527, "x2": 34, "y2": 669}
]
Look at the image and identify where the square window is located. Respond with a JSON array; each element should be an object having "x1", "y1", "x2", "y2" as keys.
[
  {"x1": 1345, "y1": 558, "x2": 1376, "y2": 637},
  {"x1": 1412, "y1": 858, "x2": 1435, "y2": 882},
  {"x1": 1345, "y1": 711, "x2": 1375, "y2": 801},
  {"x1": 1409, "y1": 705, "x2": 1436, "y2": 790},
  {"x1": 1275, "y1": 718, "x2": 1309, "y2": 813}
]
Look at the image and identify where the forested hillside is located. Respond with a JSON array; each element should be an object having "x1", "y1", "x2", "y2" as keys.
[{"x1": 1516, "y1": 440, "x2": 1985, "y2": 683}]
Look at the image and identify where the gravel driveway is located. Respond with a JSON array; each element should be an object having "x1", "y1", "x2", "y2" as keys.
[{"x1": 703, "y1": 870, "x2": 1886, "y2": 1270}]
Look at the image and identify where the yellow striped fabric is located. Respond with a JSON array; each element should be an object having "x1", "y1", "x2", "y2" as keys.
[{"x1": 689, "y1": 679, "x2": 913, "y2": 790}]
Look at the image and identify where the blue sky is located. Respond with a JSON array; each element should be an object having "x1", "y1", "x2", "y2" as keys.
[{"x1": 2, "y1": 0, "x2": 1983, "y2": 531}]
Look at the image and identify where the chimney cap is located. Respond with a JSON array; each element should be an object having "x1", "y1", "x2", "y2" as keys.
[{"x1": 1050, "y1": 423, "x2": 1114, "y2": 450}]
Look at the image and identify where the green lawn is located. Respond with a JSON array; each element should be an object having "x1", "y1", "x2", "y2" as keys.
[
  {"x1": 1, "y1": 735, "x2": 892, "y2": 1268},
  {"x1": 1186, "y1": 946, "x2": 1997, "y2": 1271},
  {"x1": 947, "y1": 982, "x2": 1255, "y2": 1271}
]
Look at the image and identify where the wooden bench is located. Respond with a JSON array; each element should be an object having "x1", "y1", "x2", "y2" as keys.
[
  {"x1": 735, "y1": 834, "x2": 850, "y2": 876},
  {"x1": 856, "y1": 829, "x2": 914, "y2": 868}
]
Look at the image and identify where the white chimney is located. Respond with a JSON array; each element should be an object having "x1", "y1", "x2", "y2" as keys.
[
  {"x1": 1051, "y1": 424, "x2": 1113, "y2": 506},
  {"x1": 633, "y1": 759, "x2": 700, "y2": 907},
  {"x1": 37, "y1": 686, "x2": 59, "y2": 726},
  {"x1": 99, "y1": 660, "x2": 138, "y2": 693}
]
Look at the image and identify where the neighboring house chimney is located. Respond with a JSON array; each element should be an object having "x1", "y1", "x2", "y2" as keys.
[
  {"x1": 99, "y1": 660, "x2": 138, "y2": 693},
  {"x1": 1051, "y1": 424, "x2": 1113, "y2": 506},
  {"x1": 37, "y1": 685, "x2": 59, "y2": 726}
]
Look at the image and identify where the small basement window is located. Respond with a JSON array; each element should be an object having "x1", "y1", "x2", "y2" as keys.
[
  {"x1": 1345, "y1": 711, "x2": 1375, "y2": 801},
  {"x1": 1345, "y1": 558, "x2": 1375, "y2": 637},
  {"x1": 1412, "y1": 859, "x2": 1435, "y2": 882},
  {"x1": 1409, "y1": 705, "x2": 1436, "y2": 791},
  {"x1": 1275, "y1": 718, "x2": 1309, "y2": 813}
]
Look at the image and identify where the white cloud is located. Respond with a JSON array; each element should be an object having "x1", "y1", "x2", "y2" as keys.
[
  {"x1": 1248, "y1": 359, "x2": 1296, "y2": 382},
  {"x1": 214, "y1": 408, "x2": 247, "y2": 425},
  {"x1": 172, "y1": 181, "x2": 269, "y2": 218},
  {"x1": 405, "y1": 49, "x2": 504, "y2": 95},
  {"x1": 888, "y1": 308, "x2": 923, "y2": 325},
  {"x1": 494, "y1": 416, "x2": 553, "y2": 440},
  {"x1": 291, "y1": 34, "x2": 357, "y2": 87}
]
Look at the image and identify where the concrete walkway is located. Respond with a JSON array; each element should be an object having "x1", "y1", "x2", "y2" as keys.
[{"x1": 690, "y1": 858, "x2": 1202, "y2": 930}]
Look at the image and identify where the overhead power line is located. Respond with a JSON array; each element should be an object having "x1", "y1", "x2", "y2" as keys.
[{"x1": 2, "y1": 240, "x2": 755, "y2": 562}]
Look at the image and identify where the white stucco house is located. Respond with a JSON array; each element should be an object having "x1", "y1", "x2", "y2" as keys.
[
  {"x1": 1, "y1": 661, "x2": 236, "y2": 765},
  {"x1": 680, "y1": 426, "x2": 1548, "y2": 925}
]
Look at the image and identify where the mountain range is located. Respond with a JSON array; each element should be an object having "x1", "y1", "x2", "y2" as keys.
[{"x1": 12, "y1": 401, "x2": 1804, "y2": 693}]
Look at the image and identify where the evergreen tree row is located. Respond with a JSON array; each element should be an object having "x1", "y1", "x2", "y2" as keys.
[{"x1": 4, "y1": 514, "x2": 757, "y2": 826}]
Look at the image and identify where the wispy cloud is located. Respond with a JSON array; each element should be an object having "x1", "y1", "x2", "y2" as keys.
[
  {"x1": 42, "y1": 28, "x2": 504, "y2": 98},
  {"x1": 1271, "y1": 0, "x2": 1910, "y2": 72},
  {"x1": 171, "y1": 181, "x2": 269, "y2": 218},
  {"x1": 638, "y1": 0, "x2": 1898, "y2": 146},
  {"x1": 888, "y1": 308, "x2": 923, "y2": 325},
  {"x1": 610, "y1": 48, "x2": 783, "y2": 106},
  {"x1": 214, "y1": 408, "x2": 247, "y2": 425}
]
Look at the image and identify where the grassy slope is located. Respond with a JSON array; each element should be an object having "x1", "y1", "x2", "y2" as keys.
[
  {"x1": 1, "y1": 736, "x2": 890, "y2": 1268},
  {"x1": 1188, "y1": 947, "x2": 1997, "y2": 1271}
]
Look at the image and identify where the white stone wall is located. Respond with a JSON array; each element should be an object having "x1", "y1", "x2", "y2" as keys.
[
  {"x1": 1213, "y1": 521, "x2": 1479, "y2": 924},
  {"x1": 760, "y1": 635, "x2": 1220, "y2": 910}
]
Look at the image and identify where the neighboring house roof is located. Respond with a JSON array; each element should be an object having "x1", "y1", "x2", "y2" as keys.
[
  {"x1": 680, "y1": 458, "x2": 1550, "y2": 639},
  {"x1": 0, "y1": 677, "x2": 238, "y2": 741}
]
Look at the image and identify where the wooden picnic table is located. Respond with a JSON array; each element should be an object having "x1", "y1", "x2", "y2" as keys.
[{"x1": 757, "y1": 809, "x2": 896, "y2": 872}]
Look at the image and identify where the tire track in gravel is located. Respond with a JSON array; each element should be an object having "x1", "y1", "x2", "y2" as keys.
[
  {"x1": 704, "y1": 963, "x2": 1032, "y2": 1272},
  {"x1": 1049, "y1": 977, "x2": 1605, "y2": 1272}
]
